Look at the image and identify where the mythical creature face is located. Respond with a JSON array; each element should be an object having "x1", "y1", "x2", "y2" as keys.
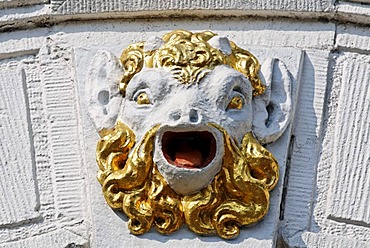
[
  {"x1": 121, "y1": 65, "x2": 258, "y2": 195},
  {"x1": 88, "y1": 30, "x2": 292, "y2": 239}
]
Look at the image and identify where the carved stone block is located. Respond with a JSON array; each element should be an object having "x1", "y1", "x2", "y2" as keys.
[{"x1": 0, "y1": 68, "x2": 40, "y2": 227}]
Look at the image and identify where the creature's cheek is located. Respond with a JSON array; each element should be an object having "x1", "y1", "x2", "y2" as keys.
[
  {"x1": 118, "y1": 101, "x2": 156, "y2": 140},
  {"x1": 216, "y1": 108, "x2": 253, "y2": 143}
]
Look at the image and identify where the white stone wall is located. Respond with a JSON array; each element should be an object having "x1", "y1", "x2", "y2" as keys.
[{"x1": 0, "y1": 1, "x2": 369, "y2": 247}]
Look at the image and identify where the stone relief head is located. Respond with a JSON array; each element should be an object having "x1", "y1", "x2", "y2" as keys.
[{"x1": 86, "y1": 30, "x2": 292, "y2": 239}]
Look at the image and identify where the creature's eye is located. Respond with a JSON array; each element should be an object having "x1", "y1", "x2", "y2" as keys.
[
  {"x1": 135, "y1": 92, "x2": 151, "y2": 105},
  {"x1": 227, "y1": 95, "x2": 244, "y2": 110}
]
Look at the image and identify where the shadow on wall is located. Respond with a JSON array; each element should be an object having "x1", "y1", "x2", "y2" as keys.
[{"x1": 277, "y1": 52, "x2": 325, "y2": 247}]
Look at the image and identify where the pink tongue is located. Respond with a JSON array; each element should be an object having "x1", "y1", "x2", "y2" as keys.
[{"x1": 174, "y1": 144, "x2": 203, "y2": 168}]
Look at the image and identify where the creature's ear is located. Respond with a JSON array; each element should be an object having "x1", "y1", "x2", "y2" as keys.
[
  {"x1": 86, "y1": 51, "x2": 123, "y2": 136},
  {"x1": 252, "y1": 58, "x2": 292, "y2": 144}
]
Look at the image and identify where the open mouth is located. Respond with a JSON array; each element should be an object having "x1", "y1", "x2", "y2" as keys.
[{"x1": 161, "y1": 131, "x2": 217, "y2": 169}]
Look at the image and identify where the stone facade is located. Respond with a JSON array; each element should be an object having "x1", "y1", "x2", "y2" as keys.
[{"x1": 0, "y1": 1, "x2": 369, "y2": 247}]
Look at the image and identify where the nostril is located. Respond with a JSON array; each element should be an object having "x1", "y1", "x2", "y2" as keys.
[
  {"x1": 170, "y1": 110, "x2": 181, "y2": 121},
  {"x1": 189, "y1": 109, "x2": 199, "y2": 123},
  {"x1": 98, "y1": 90, "x2": 109, "y2": 105}
]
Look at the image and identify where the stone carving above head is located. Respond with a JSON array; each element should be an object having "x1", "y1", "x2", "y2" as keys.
[{"x1": 86, "y1": 30, "x2": 293, "y2": 239}]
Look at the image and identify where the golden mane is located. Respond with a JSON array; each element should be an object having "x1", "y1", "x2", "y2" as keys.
[
  {"x1": 96, "y1": 122, "x2": 278, "y2": 239},
  {"x1": 119, "y1": 30, "x2": 265, "y2": 97}
]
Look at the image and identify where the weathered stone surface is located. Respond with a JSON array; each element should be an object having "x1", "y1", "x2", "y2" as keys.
[
  {"x1": 282, "y1": 50, "x2": 370, "y2": 247},
  {"x1": 336, "y1": 1, "x2": 370, "y2": 23},
  {"x1": 280, "y1": 49, "x2": 331, "y2": 247},
  {"x1": 1, "y1": 0, "x2": 369, "y2": 32},
  {"x1": 326, "y1": 54, "x2": 370, "y2": 226},
  {"x1": 302, "y1": 232, "x2": 370, "y2": 248},
  {"x1": 312, "y1": 52, "x2": 370, "y2": 243},
  {"x1": 0, "y1": 0, "x2": 48, "y2": 9},
  {"x1": 337, "y1": 24, "x2": 370, "y2": 53},
  {"x1": 343, "y1": 0, "x2": 370, "y2": 3},
  {"x1": 50, "y1": 0, "x2": 334, "y2": 14},
  {"x1": 0, "y1": 229, "x2": 87, "y2": 248},
  {"x1": 0, "y1": 2, "x2": 369, "y2": 247},
  {"x1": 0, "y1": 37, "x2": 88, "y2": 247},
  {"x1": 0, "y1": 68, "x2": 40, "y2": 227}
]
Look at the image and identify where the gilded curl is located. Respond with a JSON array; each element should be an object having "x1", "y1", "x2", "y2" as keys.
[
  {"x1": 97, "y1": 122, "x2": 183, "y2": 234},
  {"x1": 119, "y1": 30, "x2": 265, "y2": 96},
  {"x1": 96, "y1": 122, "x2": 278, "y2": 239}
]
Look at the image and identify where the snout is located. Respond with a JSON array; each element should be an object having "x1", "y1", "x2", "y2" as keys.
[{"x1": 153, "y1": 124, "x2": 224, "y2": 195}]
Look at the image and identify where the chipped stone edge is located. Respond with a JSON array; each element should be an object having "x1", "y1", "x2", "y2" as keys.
[
  {"x1": 0, "y1": 1, "x2": 370, "y2": 33},
  {"x1": 0, "y1": 228, "x2": 89, "y2": 248}
]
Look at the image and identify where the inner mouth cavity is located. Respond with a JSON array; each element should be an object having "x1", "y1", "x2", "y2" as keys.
[{"x1": 161, "y1": 131, "x2": 217, "y2": 169}]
